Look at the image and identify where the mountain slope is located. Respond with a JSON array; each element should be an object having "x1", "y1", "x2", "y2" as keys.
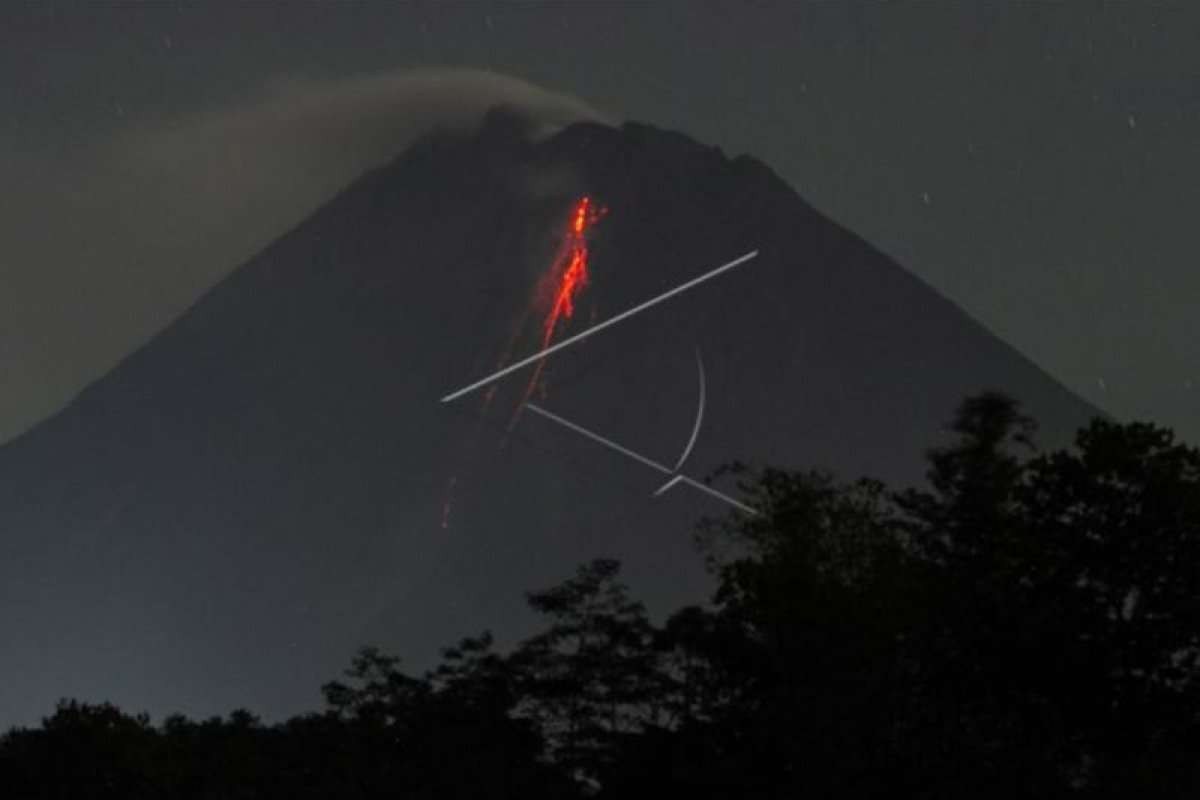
[{"x1": 0, "y1": 110, "x2": 1101, "y2": 725}]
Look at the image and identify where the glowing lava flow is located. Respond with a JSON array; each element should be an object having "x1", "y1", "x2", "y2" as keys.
[
  {"x1": 541, "y1": 197, "x2": 602, "y2": 347},
  {"x1": 518, "y1": 196, "x2": 607, "y2": 410},
  {"x1": 440, "y1": 196, "x2": 606, "y2": 528}
]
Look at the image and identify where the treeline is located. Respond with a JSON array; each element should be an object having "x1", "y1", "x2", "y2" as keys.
[{"x1": 2, "y1": 393, "x2": 1199, "y2": 798}]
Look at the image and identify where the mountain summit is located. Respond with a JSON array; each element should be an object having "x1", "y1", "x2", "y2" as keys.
[{"x1": 0, "y1": 112, "x2": 1099, "y2": 725}]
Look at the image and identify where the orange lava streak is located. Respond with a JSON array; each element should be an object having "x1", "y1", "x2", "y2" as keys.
[
  {"x1": 542, "y1": 247, "x2": 588, "y2": 346},
  {"x1": 515, "y1": 196, "x2": 606, "y2": 413},
  {"x1": 448, "y1": 196, "x2": 608, "y2": 524},
  {"x1": 540, "y1": 196, "x2": 604, "y2": 348}
]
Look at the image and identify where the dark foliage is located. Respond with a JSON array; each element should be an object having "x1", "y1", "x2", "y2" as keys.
[{"x1": 3, "y1": 393, "x2": 1198, "y2": 798}]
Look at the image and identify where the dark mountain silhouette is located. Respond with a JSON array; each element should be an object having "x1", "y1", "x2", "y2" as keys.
[{"x1": 0, "y1": 108, "x2": 1101, "y2": 726}]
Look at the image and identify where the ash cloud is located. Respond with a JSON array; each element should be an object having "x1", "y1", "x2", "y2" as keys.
[{"x1": 0, "y1": 69, "x2": 614, "y2": 443}]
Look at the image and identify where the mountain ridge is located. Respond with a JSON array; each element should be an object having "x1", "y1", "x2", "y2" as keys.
[{"x1": 0, "y1": 110, "x2": 1102, "y2": 726}]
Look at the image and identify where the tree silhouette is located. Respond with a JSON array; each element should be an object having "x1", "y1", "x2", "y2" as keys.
[
  {"x1": 3, "y1": 393, "x2": 1198, "y2": 798},
  {"x1": 1018, "y1": 418, "x2": 1200, "y2": 795},
  {"x1": 511, "y1": 558, "x2": 666, "y2": 788},
  {"x1": 0, "y1": 701, "x2": 159, "y2": 799}
]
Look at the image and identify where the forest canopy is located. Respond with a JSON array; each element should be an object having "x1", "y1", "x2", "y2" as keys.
[{"x1": 3, "y1": 392, "x2": 1198, "y2": 799}]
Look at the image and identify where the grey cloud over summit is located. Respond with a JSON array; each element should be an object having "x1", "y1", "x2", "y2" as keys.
[{"x1": 0, "y1": 68, "x2": 610, "y2": 444}]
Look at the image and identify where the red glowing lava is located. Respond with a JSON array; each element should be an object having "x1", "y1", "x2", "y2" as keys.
[
  {"x1": 442, "y1": 196, "x2": 607, "y2": 523},
  {"x1": 540, "y1": 196, "x2": 605, "y2": 349},
  {"x1": 514, "y1": 196, "x2": 606, "y2": 411}
]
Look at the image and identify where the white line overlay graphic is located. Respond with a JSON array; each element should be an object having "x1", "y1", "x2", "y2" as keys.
[
  {"x1": 440, "y1": 250, "x2": 759, "y2": 403},
  {"x1": 525, "y1": 402, "x2": 758, "y2": 516},
  {"x1": 671, "y1": 349, "x2": 706, "y2": 472}
]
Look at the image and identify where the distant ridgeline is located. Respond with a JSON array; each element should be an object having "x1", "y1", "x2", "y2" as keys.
[{"x1": 0, "y1": 111, "x2": 1099, "y2": 727}]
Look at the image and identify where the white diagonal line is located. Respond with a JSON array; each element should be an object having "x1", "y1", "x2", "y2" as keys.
[
  {"x1": 677, "y1": 476, "x2": 759, "y2": 516},
  {"x1": 524, "y1": 403, "x2": 673, "y2": 475},
  {"x1": 524, "y1": 402, "x2": 757, "y2": 516},
  {"x1": 440, "y1": 250, "x2": 759, "y2": 403}
]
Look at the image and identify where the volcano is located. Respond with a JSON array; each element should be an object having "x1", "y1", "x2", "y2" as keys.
[{"x1": 0, "y1": 109, "x2": 1100, "y2": 726}]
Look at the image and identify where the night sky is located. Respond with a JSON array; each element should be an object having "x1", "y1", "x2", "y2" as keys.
[{"x1": 2, "y1": 1, "x2": 1197, "y2": 444}]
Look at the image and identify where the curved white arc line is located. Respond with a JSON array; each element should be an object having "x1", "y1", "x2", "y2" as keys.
[
  {"x1": 652, "y1": 474, "x2": 685, "y2": 497},
  {"x1": 671, "y1": 348, "x2": 706, "y2": 472}
]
